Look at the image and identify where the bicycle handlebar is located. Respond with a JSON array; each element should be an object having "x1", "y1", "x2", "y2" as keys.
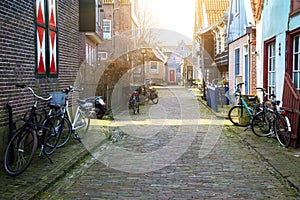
[
  {"x1": 256, "y1": 87, "x2": 266, "y2": 92},
  {"x1": 16, "y1": 84, "x2": 52, "y2": 101},
  {"x1": 62, "y1": 86, "x2": 83, "y2": 94},
  {"x1": 256, "y1": 87, "x2": 276, "y2": 100}
]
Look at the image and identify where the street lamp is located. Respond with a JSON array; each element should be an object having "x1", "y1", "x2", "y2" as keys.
[{"x1": 140, "y1": 47, "x2": 146, "y2": 84}]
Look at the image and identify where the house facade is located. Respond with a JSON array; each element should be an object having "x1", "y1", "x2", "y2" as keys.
[
  {"x1": 257, "y1": 0, "x2": 300, "y2": 147},
  {"x1": 175, "y1": 41, "x2": 192, "y2": 86},
  {"x1": 227, "y1": 0, "x2": 256, "y2": 94},
  {"x1": 194, "y1": 0, "x2": 230, "y2": 88},
  {"x1": 194, "y1": 0, "x2": 300, "y2": 147},
  {"x1": 165, "y1": 51, "x2": 183, "y2": 84},
  {"x1": 0, "y1": 0, "x2": 104, "y2": 165},
  {"x1": 144, "y1": 60, "x2": 165, "y2": 85},
  {"x1": 211, "y1": 11, "x2": 230, "y2": 83}
]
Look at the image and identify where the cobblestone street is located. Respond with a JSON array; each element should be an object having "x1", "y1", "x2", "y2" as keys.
[{"x1": 37, "y1": 86, "x2": 297, "y2": 199}]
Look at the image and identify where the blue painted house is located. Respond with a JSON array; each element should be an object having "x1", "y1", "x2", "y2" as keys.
[{"x1": 257, "y1": 0, "x2": 300, "y2": 147}]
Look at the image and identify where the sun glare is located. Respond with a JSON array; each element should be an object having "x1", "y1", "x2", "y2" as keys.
[{"x1": 140, "y1": 0, "x2": 195, "y2": 39}]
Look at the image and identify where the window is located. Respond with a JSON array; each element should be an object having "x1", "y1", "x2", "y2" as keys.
[
  {"x1": 35, "y1": 0, "x2": 58, "y2": 78},
  {"x1": 267, "y1": 42, "x2": 276, "y2": 95},
  {"x1": 234, "y1": 48, "x2": 240, "y2": 75},
  {"x1": 98, "y1": 52, "x2": 108, "y2": 61},
  {"x1": 293, "y1": 35, "x2": 300, "y2": 91},
  {"x1": 234, "y1": 0, "x2": 239, "y2": 15},
  {"x1": 86, "y1": 42, "x2": 96, "y2": 66},
  {"x1": 150, "y1": 62, "x2": 158, "y2": 74},
  {"x1": 103, "y1": 19, "x2": 111, "y2": 40}
]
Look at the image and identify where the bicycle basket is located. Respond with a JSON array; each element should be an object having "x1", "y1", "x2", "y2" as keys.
[{"x1": 49, "y1": 92, "x2": 66, "y2": 108}]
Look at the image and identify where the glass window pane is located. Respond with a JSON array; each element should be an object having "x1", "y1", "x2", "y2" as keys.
[
  {"x1": 295, "y1": 54, "x2": 299, "y2": 71},
  {"x1": 295, "y1": 36, "x2": 299, "y2": 53},
  {"x1": 294, "y1": 72, "x2": 299, "y2": 89}
]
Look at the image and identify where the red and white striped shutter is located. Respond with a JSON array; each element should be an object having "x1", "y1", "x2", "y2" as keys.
[
  {"x1": 36, "y1": 0, "x2": 46, "y2": 74},
  {"x1": 48, "y1": 0, "x2": 57, "y2": 75}
]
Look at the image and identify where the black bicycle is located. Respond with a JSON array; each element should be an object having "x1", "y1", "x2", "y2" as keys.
[
  {"x1": 4, "y1": 84, "x2": 64, "y2": 176},
  {"x1": 252, "y1": 93, "x2": 292, "y2": 147},
  {"x1": 129, "y1": 91, "x2": 140, "y2": 114}
]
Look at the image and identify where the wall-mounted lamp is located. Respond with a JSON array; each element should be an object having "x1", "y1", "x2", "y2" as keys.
[{"x1": 251, "y1": 51, "x2": 259, "y2": 56}]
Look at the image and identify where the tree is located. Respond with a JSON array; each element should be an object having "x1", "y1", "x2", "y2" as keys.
[{"x1": 133, "y1": 2, "x2": 162, "y2": 48}]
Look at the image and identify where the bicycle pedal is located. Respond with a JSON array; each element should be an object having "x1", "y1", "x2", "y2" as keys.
[
  {"x1": 38, "y1": 130, "x2": 43, "y2": 136},
  {"x1": 74, "y1": 135, "x2": 82, "y2": 142}
]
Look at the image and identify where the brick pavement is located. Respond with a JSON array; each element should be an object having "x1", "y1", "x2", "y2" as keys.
[
  {"x1": 196, "y1": 88, "x2": 300, "y2": 197},
  {"x1": 38, "y1": 87, "x2": 299, "y2": 199},
  {"x1": 0, "y1": 123, "x2": 107, "y2": 200},
  {"x1": 0, "y1": 86, "x2": 300, "y2": 199}
]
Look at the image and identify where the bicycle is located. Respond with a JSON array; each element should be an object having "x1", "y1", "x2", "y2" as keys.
[
  {"x1": 144, "y1": 87, "x2": 158, "y2": 104},
  {"x1": 251, "y1": 88, "x2": 275, "y2": 137},
  {"x1": 4, "y1": 84, "x2": 64, "y2": 176},
  {"x1": 129, "y1": 90, "x2": 140, "y2": 114},
  {"x1": 55, "y1": 86, "x2": 94, "y2": 148},
  {"x1": 227, "y1": 82, "x2": 261, "y2": 127},
  {"x1": 252, "y1": 94, "x2": 292, "y2": 147}
]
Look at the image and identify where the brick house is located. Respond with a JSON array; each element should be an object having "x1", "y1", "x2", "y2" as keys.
[{"x1": 0, "y1": 0, "x2": 102, "y2": 166}]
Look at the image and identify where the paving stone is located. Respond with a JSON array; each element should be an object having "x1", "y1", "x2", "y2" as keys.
[
  {"x1": 1, "y1": 86, "x2": 299, "y2": 199},
  {"x1": 36, "y1": 87, "x2": 298, "y2": 199}
]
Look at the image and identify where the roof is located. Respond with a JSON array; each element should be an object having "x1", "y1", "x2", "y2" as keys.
[
  {"x1": 152, "y1": 47, "x2": 168, "y2": 64},
  {"x1": 196, "y1": 0, "x2": 230, "y2": 29},
  {"x1": 251, "y1": 0, "x2": 264, "y2": 22}
]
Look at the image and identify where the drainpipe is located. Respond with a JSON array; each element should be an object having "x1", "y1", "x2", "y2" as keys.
[
  {"x1": 201, "y1": 41, "x2": 206, "y2": 100},
  {"x1": 6, "y1": 103, "x2": 13, "y2": 141}
]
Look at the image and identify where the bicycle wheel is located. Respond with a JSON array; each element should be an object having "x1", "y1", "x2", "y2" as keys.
[
  {"x1": 275, "y1": 114, "x2": 291, "y2": 147},
  {"x1": 57, "y1": 117, "x2": 72, "y2": 148},
  {"x1": 76, "y1": 109, "x2": 91, "y2": 138},
  {"x1": 96, "y1": 108, "x2": 105, "y2": 119},
  {"x1": 251, "y1": 111, "x2": 272, "y2": 137},
  {"x1": 43, "y1": 115, "x2": 62, "y2": 155},
  {"x1": 133, "y1": 101, "x2": 139, "y2": 114},
  {"x1": 4, "y1": 126, "x2": 38, "y2": 176},
  {"x1": 228, "y1": 105, "x2": 252, "y2": 127},
  {"x1": 151, "y1": 98, "x2": 158, "y2": 104}
]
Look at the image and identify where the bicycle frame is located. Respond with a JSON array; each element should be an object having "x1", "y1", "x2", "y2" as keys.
[
  {"x1": 62, "y1": 88, "x2": 92, "y2": 132},
  {"x1": 15, "y1": 85, "x2": 57, "y2": 161},
  {"x1": 239, "y1": 97, "x2": 253, "y2": 118}
]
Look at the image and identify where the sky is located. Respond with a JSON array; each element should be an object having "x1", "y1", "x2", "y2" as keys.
[{"x1": 139, "y1": 0, "x2": 195, "y2": 44}]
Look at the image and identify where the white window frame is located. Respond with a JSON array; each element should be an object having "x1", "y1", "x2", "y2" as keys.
[
  {"x1": 268, "y1": 42, "x2": 276, "y2": 95},
  {"x1": 98, "y1": 52, "x2": 108, "y2": 61},
  {"x1": 103, "y1": 19, "x2": 111, "y2": 40},
  {"x1": 234, "y1": 47, "x2": 240, "y2": 75},
  {"x1": 86, "y1": 42, "x2": 95, "y2": 66},
  {"x1": 293, "y1": 34, "x2": 300, "y2": 91},
  {"x1": 150, "y1": 61, "x2": 159, "y2": 74}
]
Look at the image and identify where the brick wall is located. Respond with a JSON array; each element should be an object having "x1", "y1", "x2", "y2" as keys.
[
  {"x1": 0, "y1": 0, "x2": 82, "y2": 167},
  {"x1": 250, "y1": 31, "x2": 257, "y2": 95}
]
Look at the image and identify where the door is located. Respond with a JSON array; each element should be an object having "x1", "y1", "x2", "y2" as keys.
[
  {"x1": 170, "y1": 69, "x2": 175, "y2": 82},
  {"x1": 244, "y1": 54, "x2": 249, "y2": 94}
]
